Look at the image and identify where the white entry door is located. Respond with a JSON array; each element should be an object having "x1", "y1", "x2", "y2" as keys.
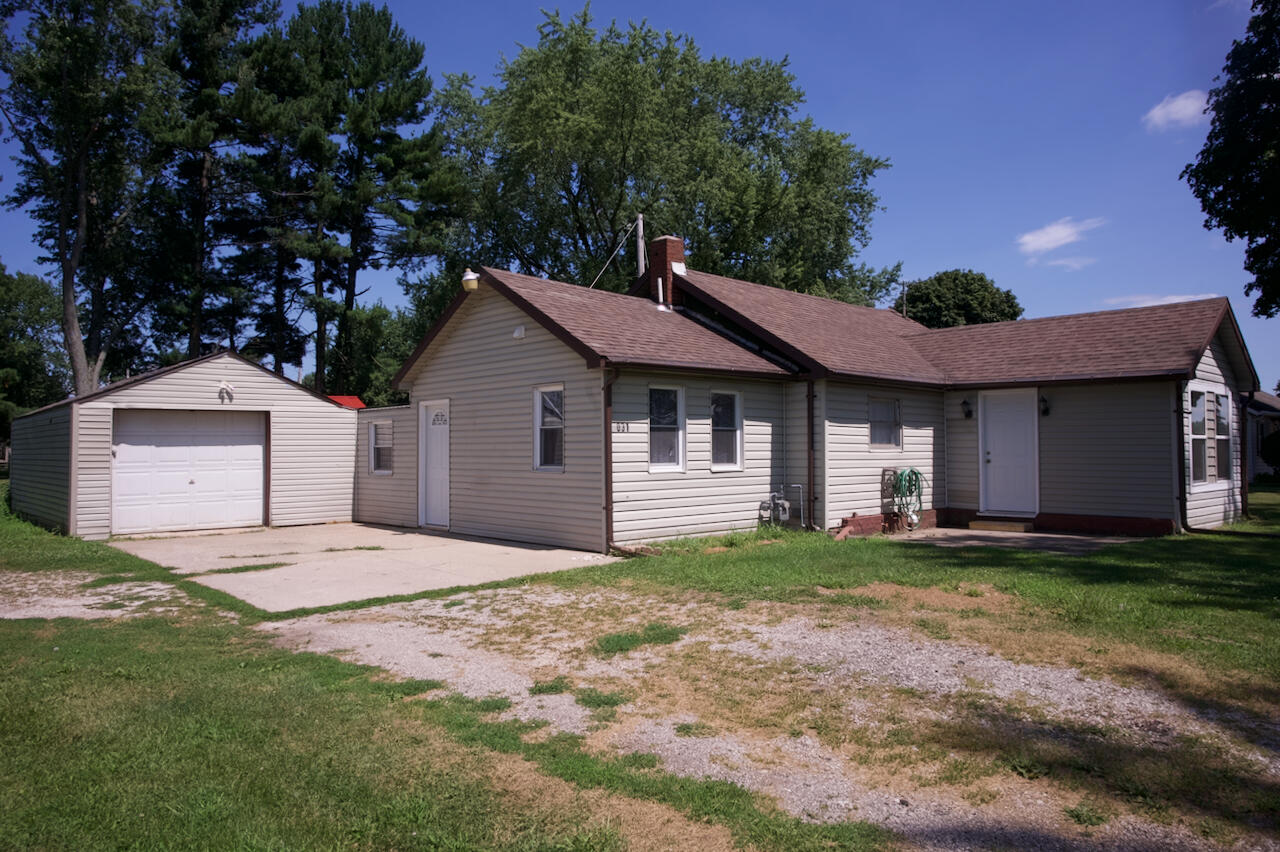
[
  {"x1": 418, "y1": 400, "x2": 449, "y2": 527},
  {"x1": 112, "y1": 409, "x2": 265, "y2": 534},
  {"x1": 980, "y1": 389, "x2": 1039, "y2": 516}
]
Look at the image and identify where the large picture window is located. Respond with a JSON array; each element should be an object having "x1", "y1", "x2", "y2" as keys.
[
  {"x1": 710, "y1": 391, "x2": 742, "y2": 471},
  {"x1": 534, "y1": 385, "x2": 564, "y2": 470},
  {"x1": 869, "y1": 397, "x2": 902, "y2": 449},
  {"x1": 1189, "y1": 385, "x2": 1232, "y2": 488},
  {"x1": 648, "y1": 387, "x2": 684, "y2": 470}
]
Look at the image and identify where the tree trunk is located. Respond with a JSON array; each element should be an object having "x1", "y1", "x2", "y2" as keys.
[
  {"x1": 313, "y1": 255, "x2": 327, "y2": 394},
  {"x1": 187, "y1": 150, "x2": 214, "y2": 358},
  {"x1": 333, "y1": 249, "x2": 359, "y2": 394},
  {"x1": 271, "y1": 248, "x2": 287, "y2": 375},
  {"x1": 61, "y1": 156, "x2": 93, "y2": 397}
]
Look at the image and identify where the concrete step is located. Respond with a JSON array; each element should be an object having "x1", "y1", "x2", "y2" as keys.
[{"x1": 969, "y1": 519, "x2": 1035, "y2": 533}]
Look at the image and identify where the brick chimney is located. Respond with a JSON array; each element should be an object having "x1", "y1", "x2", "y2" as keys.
[{"x1": 647, "y1": 235, "x2": 686, "y2": 307}]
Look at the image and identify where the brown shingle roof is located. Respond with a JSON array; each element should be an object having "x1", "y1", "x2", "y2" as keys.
[
  {"x1": 675, "y1": 269, "x2": 945, "y2": 383},
  {"x1": 481, "y1": 267, "x2": 786, "y2": 376},
  {"x1": 1250, "y1": 390, "x2": 1280, "y2": 416},
  {"x1": 904, "y1": 298, "x2": 1230, "y2": 386}
]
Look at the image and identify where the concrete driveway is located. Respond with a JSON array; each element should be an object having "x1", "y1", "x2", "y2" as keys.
[{"x1": 110, "y1": 524, "x2": 614, "y2": 612}]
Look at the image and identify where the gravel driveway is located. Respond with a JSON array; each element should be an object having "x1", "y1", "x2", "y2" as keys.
[{"x1": 263, "y1": 586, "x2": 1280, "y2": 851}]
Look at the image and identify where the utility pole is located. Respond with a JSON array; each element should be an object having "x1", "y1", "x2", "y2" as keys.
[{"x1": 636, "y1": 213, "x2": 646, "y2": 277}]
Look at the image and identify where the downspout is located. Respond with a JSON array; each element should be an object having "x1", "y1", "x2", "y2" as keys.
[
  {"x1": 1175, "y1": 379, "x2": 1195, "y2": 533},
  {"x1": 602, "y1": 366, "x2": 619, "y2": 553},
  {"x1": 807, "y1": 379, "x2": 817, "y2": 530},
  {"x1": 1242, "y1": 391, "x2": 1252, "y2": 518}
]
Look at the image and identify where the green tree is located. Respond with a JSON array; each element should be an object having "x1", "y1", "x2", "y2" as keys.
[
  {"x1": 0, "y1": 0, "x2": 169, "y2": 395},
  {"x1": 1182, "y1": 1, "x2": 1280, "y2": 318},
  {"x1": 329, "y1": 302, "x2": 415, "y2": 407},
  {"x1": 891, "y1": 270, "x2": 1023, "y2": 329},
  {"x1": 408, "y1": 8, "x2": 894, "y2": 324},
  {"x1": 0, "y1": 263, "x2": 69, "y2": 440}
]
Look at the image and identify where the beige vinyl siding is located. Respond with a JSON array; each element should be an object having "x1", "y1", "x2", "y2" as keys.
[
  {"x1": 1185, "y1": 333, "x2": 1243, "y2": 527},
  {"x1": 784, "y1": 381, "x2": 823, "y2": 530},
  {"x1": 405, "y1": 287, "x2": 604, "y2": 551},
  {"x1": 944, "y1": 392, "x2": 978, "y2": 509},
  {"x1": 74, "y1": 354, "x2": 355, "y2": 539},
  {"x1": 1038, "y1": 382, "x2": 1176, "y2": 519},
  {"x1": 611, "y1": 372, "x2": 784, "y2": 544},
  {"x1": 824, "y1": 383, "x2": 945, "y2": 527},
  {"x1": 9, "y1": 403, "x2": 72, "y2": 531},
  {"x1": 354, "y1": 406, "x2": 417, "y2": 527}
]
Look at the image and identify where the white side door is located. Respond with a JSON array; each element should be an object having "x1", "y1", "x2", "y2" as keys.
[
  {"x1": 418, "y1": 400, "x2": 450, "y2": 527},
  {"x1": 979, "y1": 389, "x2": 1039, "y2": 516}
]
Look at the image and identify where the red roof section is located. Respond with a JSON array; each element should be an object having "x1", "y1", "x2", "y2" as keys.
[
  {"x1": 675, "y1": 269, "x2": 945, "y2": 383},
  {"x1": 327, "y1": 395, "x2": 366, "y2": 409},
  {"x1": 904, "y1": 298, "x2": 1230, "y2": 385},
  {"x1": 480, "y1": 267, "x2": 787, "y2": 376}
]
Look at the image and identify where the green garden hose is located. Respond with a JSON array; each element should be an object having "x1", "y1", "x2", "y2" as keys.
[{"x1": 892, "y1": 467, "x2": 924, "y2": 529}]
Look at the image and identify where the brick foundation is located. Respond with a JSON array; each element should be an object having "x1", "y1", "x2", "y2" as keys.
[
  {"x1": 831, "y1": 509, "x2": 938, "y2": 539},
  {"x1": 936, "y1": 507, "x2": 1173, "y2": 537}
]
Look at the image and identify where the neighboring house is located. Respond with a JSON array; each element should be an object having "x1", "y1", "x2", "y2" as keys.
[
  {"x1": 9, "y1": 236, "x2": 1261, "y2": 550},
  {"x1": 353, "y1": 236, "x2": 1259, "y2": 551},
  {"x1": 8, "y1": 352, "x2": 355, "y2": 538},
  {"x1": 1247, "y1": 391, "x2": 1280, "y2": 481}
]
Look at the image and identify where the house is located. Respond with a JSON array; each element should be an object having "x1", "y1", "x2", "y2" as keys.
[
  {"x1": 1247, "y1": 391, "x2": 1280, "y2": 481},
  {"x1": 328, "y1": 395, "x2": 367, "y2": 410},
  {"x1": 8, "y1": 352, "x2": 355, "y2": 537},
  {"x1": 9, "y1": 236, "x2": 1260, "y2": 549},
  {"x1": 351, "y1": 235, "x2": 1259, "y2": 551}
]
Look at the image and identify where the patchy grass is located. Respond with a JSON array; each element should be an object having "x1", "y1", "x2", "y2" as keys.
[
  {"x1": 674, "y1": 721, "x2": 716, "y2": 738},
  {"x1": 530, "y1": 676, "x2": 573, "y2": 696},
  {"x1": 1064, "y1": 799, "x2": 1111, "y2": 827},
  {"x1": 593, "y1": 621, "x2": 686, "y2": 657},
  {"x1": 574, "y1": 688, "x2": 629, "y2": 709},
  {"x1": 197, "y1": 562, "x2": 289, "y2": 575}
]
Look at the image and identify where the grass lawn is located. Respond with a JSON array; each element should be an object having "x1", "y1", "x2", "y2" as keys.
[{"x1": 3, "y1": 482, "x2": 1278, "y2": 848}]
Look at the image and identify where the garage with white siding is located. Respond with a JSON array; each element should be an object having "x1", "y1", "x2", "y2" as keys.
[{"x1": 8, "y1": 352, "x2": 356, "y2": 539}]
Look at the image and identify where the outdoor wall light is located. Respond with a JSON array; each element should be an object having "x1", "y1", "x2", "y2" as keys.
[
  {"x1": 1040, "y1": 395, "x2": 1051, "y2": 416},
  {"x1": 461, "y1": 267, "x2": 480, "y2": 291},
  {"x1": 960, "y1": 398, "x2": 973, "y2": 419}
]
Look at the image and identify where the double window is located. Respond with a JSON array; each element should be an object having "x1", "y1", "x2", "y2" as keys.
[
  {"x1": 869, "y1": 397, "x2": 902, "y2": 449},
  {"x1": 534, "y1": 385, "x2": 564, "y2": 470},
  {"x1": 369, "y1": 421, "x2": 393, "y2": 474},
  {"x1": 1190, "y1": 386, "x2": 1232, "y2": 486}
]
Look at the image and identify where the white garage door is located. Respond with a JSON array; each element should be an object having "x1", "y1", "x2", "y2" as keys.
[{"x1": 112, "y1": 410, "x2": 265, "y2": 535}]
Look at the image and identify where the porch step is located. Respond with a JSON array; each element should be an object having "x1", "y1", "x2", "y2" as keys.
[{"x1": 969, "y1": 519, "x2": 1034, "y2": 533}]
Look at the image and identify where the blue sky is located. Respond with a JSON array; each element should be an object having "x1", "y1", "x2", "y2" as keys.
[{"x1": 1, "y1": 0, "x2": 1274, "y2": 391}]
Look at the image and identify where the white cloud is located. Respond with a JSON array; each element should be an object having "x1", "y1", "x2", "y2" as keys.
[
  {"x1": 1045, "y1": 256, "x2": 1096, "y2": 271},
  {"x1": 1142, "y1": 90, "x2": 1208, "y2": 132},
  {"x1": 1103, "y1": 292, "x2": 1220, "y2": 308},
  {"x1": 1016, "y1": 217, "x2": 1106, "y2": 256}
]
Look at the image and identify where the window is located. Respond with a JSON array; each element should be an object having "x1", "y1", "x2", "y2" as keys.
[
  {"x1": 710, "y1": 391, "x2": 742, "y2": 470},
  {"x1": 869, "y1": 397, "x2": 901, "y2": 448},
  {"x1": 369, "y1": 421, "x2": 393, "y2": 474},
  {"x1": 648, "y1": 386, "x2": 684, "y2": 470},
  {"x1": 1216, "y1": 393, "x2": 1232, "y2": 481},
  {"x1": 534, "y1": 385, "x2": 564, "y2": 470},
  {"x1": 1191, "y1": 391, "x2": 1207, "y2": 483}
]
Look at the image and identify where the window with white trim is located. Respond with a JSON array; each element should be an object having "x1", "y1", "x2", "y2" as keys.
[
  {"x1": 1215, "y1": 393, "x2": 1232, "y2": 481},
  {"x1": 648, "y1": 386, "x2": 684, "y2": 470},
  {"x1": 710, "y1": 391, "x2": 742, "y2": 471},
  {"x1": 869, "y1": 397, "x2": 902, "y2": 449},
  {"x1": 1189, "y1": 384, "x2": 1232, "y2": 487},
  {"x1": 369, "y1": 421, "x2": 393, "y2": 474},
  {"x1": 534, "y1": 385, "x2": 564, "y2": 470}
]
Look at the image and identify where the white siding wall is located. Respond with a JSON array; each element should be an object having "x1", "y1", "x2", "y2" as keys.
[
  {"x1": 1038, "y1": 382, "x2": 1176, "y2": 519},
  {"x1": 1185, "y1": 335, "x2": 1243, "y2": 527},
  {"x1": 74, "y1": 355, "x2": 356, "y2": 539},
  {"x1": 9, "y1": 404, "x2": 72, "y2": 531},
  {"x1": 406, "y1": 287, "x2": 604, "y2": 551},
  {"x1": 611, "y1": 372, "x2": 785, "y2": 543},
  {"x1": 824, "y1": 383, "x2": 945, "y2": 528},
  {"x1": 354, "y1": 406, "x2": 417, "y2": 527},
  {"x1": 943, "y1": 392, "x2": 978, "y2": 510}
]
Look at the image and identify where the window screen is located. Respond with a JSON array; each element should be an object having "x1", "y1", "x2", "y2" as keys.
[
  {"x1": 536, "y1": 388, "x2": 564, "y2": 469},
  {"x1": 372, "y1": 422, "x2": 393, "y2": 473},
  {"x1": 869, "y1": 398, "x2": 901, "y2": 448},
  {"x1": 711, "y1": 392, "x2": 739, "y2": 468},
  {"x1": 649, "y1": 388, "x2": 682, "y2": 467}
]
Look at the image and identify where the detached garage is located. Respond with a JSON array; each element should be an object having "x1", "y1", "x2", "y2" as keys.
[{"x1": 9, "y1": 352, "x2": 356, "y2": 539}]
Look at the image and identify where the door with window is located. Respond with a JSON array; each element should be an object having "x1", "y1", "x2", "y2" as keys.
[{"x1": 418, "y1": 400, "x2": 449, "y2": 527}]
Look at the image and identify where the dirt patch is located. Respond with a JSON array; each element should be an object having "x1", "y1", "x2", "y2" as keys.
[{"x1": 0, "y1": 571, "x2": 187, "y2": 619}]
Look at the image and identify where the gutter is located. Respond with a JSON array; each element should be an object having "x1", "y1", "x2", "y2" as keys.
[
  {"x1": 601, "y1": 366, "x2": 619, "y2": 553},
  {"x1": 1176, "y1": 379, "x2": 1191, "y2": 532},
  {"x1": 1242, "y1": 391, "x2": 1253, "y2": 518}
]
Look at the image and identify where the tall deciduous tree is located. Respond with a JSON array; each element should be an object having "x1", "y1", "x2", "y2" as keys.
[
  {"x1": 0, "y1": 0, "x2": 168, "y2": 395},
  {"x1": 409, "y1": 8, "x2": 894, "y2": 323},
  {"x1": 891, "y1": 270, "x2": 1023, "y2": 329},
  {"x1": 1182, "y1": 1, "x2": 1280, "y2": 318},
  {"x1": 0, "y1": 262, "x2": 69, "y2": 439}
]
